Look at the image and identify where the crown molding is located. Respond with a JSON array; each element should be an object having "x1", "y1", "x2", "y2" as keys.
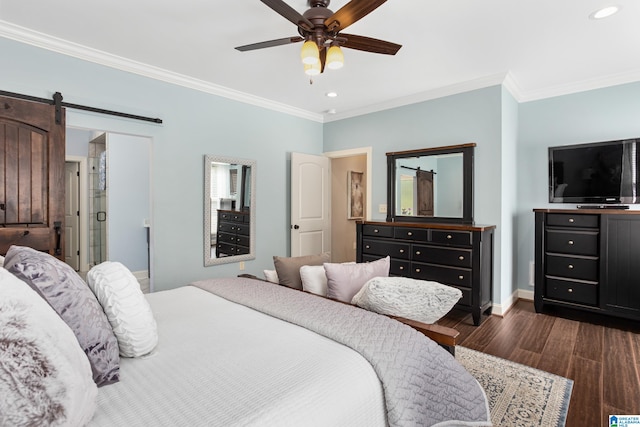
[
  {"x1": 323, "y1": 72, "x2": 510, "y2": 122},
  {"x1": 0, "y1": 20, "x2": 324, "y2": 123},
  {"x1": 514, "y1": 68, "x2": 640, "y2": 102}
]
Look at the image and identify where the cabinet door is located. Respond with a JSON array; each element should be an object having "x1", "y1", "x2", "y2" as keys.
[{"x1": 602, "y1": 216, "x2": 640, "y2": 318}]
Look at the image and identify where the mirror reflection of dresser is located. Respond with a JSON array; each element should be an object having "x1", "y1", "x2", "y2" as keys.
[{"x1": 203, "y1": 155, "x2": 256, "y2": 266}]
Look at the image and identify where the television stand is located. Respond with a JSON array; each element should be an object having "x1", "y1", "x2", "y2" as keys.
[{"x1": 576, "y1": 204, "x2": 629, "y2": 210}]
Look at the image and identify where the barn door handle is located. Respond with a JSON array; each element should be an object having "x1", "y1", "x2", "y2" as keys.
[{"x1": 54, "y1": 221, "x2": 62, "y2": 255}]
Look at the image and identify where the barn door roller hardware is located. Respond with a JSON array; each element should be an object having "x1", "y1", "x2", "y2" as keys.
[{"x1": 0, "y1": 90, "x2": 163, "y2": 125}]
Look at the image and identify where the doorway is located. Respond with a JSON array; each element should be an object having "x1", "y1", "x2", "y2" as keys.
[{"x1": 65, "y1": 128, "x2": 152, "y2": 292}]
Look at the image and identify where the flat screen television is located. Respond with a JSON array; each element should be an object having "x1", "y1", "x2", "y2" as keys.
[{"x1": 549, "y1": 138, "x2": 639, "y2": 205}]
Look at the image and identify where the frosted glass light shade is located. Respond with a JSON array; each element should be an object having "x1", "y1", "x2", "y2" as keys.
[
  {"x1": 326, "y1": 45, "x2": 344, "y2": 70},
  {"x1": 301, "y1": 40, "x2": 319, "y2": 65},
  {"x1": 304, "y1": 61, "x2": 321, "y2": 76}
]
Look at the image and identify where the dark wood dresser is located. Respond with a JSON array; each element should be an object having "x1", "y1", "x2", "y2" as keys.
[
  {"x1": 356, "y1": 221, "x2": 495, "y2": 325},
  {"x1": 534, "y1": 209, "x2": 640, "y2": 321},
  {"x1": 216, "y1": 210, "x2": 250, "y2": 258}
]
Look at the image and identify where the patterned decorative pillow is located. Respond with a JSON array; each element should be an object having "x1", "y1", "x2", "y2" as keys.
[
  {"x1": 351, "y1": 276, "x2": 462, "y2": 324},
  {"x1": 4, "y1": 245, "x2": 120, "y2": 386},
  {"x1": 273, "y1": 252, "x2": 330, "y2": 290},
  {"x1": 324, "y1": 256, "x2": 390, "y2": 303},
  {"x1": 0, "y1": 267, "x2": 98, "y2": 426},
  {"x1": 87, "y1": 261, "x2": 158, "y2": 358}
]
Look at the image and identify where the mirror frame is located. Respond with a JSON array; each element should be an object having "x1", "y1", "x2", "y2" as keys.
[
  {"x1": 204, "y1": 154, "x2": 256, "y2": 266},
  {"x1": 386, "y1": 143, "x2": 475, "y2": 224}
]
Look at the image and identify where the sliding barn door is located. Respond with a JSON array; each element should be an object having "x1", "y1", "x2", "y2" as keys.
[{"x1": 0, "y1": 95, "x2": 65, "y2": 259}]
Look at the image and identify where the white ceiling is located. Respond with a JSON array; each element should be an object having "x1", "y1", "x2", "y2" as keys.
[{"x1": 2, "y1": 0, "x2": 640, "y2": 122}]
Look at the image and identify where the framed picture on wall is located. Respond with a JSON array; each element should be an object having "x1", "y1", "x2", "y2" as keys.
[{"x1": 348, "y1": 170, "x2": 364, "y2": 219}]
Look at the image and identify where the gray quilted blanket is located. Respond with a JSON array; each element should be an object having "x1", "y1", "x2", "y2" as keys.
[{"x1": 192, "y1": 277, "x2": 491, "y2": 427}]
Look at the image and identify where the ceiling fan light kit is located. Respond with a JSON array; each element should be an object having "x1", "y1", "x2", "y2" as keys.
[
  {"x1": 236, "y1": 0, "x2": 401, "y2": 77},
  {"x1": 301, "y1": 39, "x2": 320, "y2": 64}
]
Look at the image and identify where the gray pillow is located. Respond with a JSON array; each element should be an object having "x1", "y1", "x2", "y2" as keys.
[
  {"x1": 351, "y1": 276, "x2": 462, "y2": 324},
  {"x1": 4, "y1": 245, "x2": 120, "y2": 386},
  {"x1": 325, "y1": 256, "x2": 390, "y2": 302},
  {"x1": 273, "y1": 252, "x2": 330, "y2": 290}
]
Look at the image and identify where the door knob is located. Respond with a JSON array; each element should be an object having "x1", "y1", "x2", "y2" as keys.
[{"x1": 292, "y1": 224, "x2": 300, "y2": 230}]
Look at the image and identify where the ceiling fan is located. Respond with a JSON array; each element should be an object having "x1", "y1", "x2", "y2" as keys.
[{"x1": 235, "y1": 0, "x2": 401, "y2": 74}]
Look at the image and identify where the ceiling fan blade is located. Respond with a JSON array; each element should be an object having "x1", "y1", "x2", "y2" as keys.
[
  {"x1": 341, "y1": 33, "x2": 401, "y2": 55},
  {"x1": 235, "y1": 36, "x2": 304, "y2": 52},
  {"x1": 261, "y1": 0, "x2": 314, "y2": 31},
  {"x1": 325, "y1": 0, "x2": 388, "y2": 32}
]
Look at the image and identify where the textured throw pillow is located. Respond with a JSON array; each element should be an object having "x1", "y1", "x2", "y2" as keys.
[
  {"x1": 273, "y1": 252, "x2": 330, "y2": 290},
  {"x1": 263, "y1": 269, "x2": 279, "y2": 284},
  {"x1": 300, "y1": 262, "x2": 356, "y2": 296},
  {"x1": 0, "y1": 267, "x2": 98, "y2": 426},
  {"x1": 4, "y1": 246, "x2": 120, "y2": 386},
  {"x1": 352, "y1": 276, "x2": 462, "y2": 324},
  {"x1": 87, "y1": 262, "x2": 158, "y2": 358},
  {"x1": 324, "y1": 256, "x2": 390, "y2": 303}
]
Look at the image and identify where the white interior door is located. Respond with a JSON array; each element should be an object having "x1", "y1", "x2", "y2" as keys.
[
  {"x1": 291, "y1": 152, "x2": 330, "y2": 257},
  {"x1": 64, "y1": 161, "x2": 80, "y2": 270}
]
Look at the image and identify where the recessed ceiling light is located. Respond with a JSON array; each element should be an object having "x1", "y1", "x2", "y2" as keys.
[
  {"x1": 589, "y1": 5, "x2": 620, "y2": 19},
  {"x1": 326, "y1": 91, "x2": 338, "y2": 98}
]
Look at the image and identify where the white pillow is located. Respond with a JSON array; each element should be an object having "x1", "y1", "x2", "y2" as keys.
[
  {"x1": 263, "y1": 269, "x2": 279, "y2": 284},
  {"x1": 87, "y1": 262, "x2": 158, "y2": 358},
  {"x1": 351, "y1": 276, "x2": 462, "y2": 324},
  {"x1": 0, "y1": 267, "x2": 97, "y2": 426},
  {"x1": 300, "y1": 265, "x2": 328, "y2": 295},
  {"x1": 301, "y1": 262, "x2": 356, "y2": 296}
]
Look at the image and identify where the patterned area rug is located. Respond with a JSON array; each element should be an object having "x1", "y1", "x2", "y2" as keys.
[{"x1": 456, "y1": 346, "x2": 573, "y2": 427}]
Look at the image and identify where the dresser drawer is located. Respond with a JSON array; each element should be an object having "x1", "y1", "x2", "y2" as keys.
[
  {"x1": 362, "y1": 239, "x2": 410, "y2": 259},
  {"x1": 235, "y1": 223, "x2": 249, "y2": 235},
  {"x1": 412, "y1": 245, "x2": 472, "y2": 268},
  {"x1": 450, "y1": 285, "x2": 472, "y2": 306},
  {"x1": 362, "y1": 224, "x2": 394, "y2": 238},
  {"x1": 547, "y1": 213, "x2": 598, "y2": 229},
  {"x1": 411, "y1": 262, "x2": 472, "y2": 288},
  {"x1": 235, "y1": 234, "x2": 250, "y2": 247},
  {"x1": 546, "y1": 230, "x2": 598, "y2": 256},
  {"x1": 217, "y1": 222, "x2": 236, "y2": 234},
  {"x1": 546, "y1": 278, "x2": 597, "y2": 306},
  {"x1": 362, "y1": 255, "x2": 408, "y2": 275},
  {"x1": 394, "y1": 227, "x2": 428, "y2": 241},
  {"x1": 216, "y1": 232, "x2": 236, "y2": 244},
  {"x1": 546, "y1": 254, "x2": 598, "y2": 282},
  {"x1": 431, "y1": 230, "x2": 472, "y2": 246}
]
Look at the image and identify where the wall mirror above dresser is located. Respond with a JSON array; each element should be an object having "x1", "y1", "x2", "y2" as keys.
[
  {"x1": 204, "y1": 155, "x2": 256, "y2": 266},
  {"x1": 386, "y1": 143, "x2": 475, "y2": 224}
]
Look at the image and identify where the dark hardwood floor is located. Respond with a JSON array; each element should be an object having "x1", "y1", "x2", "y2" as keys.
[{"x1": 439, "y1": 300, "x2": 640, "y2": 427}]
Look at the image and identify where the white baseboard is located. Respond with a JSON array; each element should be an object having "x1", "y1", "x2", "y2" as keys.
[{"x1": 490, "y1": 288, "x2": 534, "y2": 317}]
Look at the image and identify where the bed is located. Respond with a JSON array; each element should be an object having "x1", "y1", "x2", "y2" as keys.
[{"x1": 0, "y1": 245, "x2": 491, "y2": 427}]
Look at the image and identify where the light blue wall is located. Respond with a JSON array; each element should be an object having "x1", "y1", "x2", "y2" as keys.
[
  {"x1": 107, "y1": 134, "x2": 151, "y2": 272},
  {"x1": 516, "y1": 81, "x2": 640, "y2": 293},
  {"x1": 324, "y1": 87, "x2": 506, "y2": 303},
  {"x1": 1, "y1": 37, "x2": 323, "y2": 291}
]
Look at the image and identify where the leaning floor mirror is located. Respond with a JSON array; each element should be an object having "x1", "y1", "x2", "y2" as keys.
[{"x1": 204, "y1": 155, "x2": 256, "y2": 266}]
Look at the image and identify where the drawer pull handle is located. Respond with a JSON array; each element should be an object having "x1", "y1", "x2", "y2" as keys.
[
  {"x1": 568, "y1": 288, "x2": 573, "y2": 293},
  {"x1": 568, "y1": 240, "x2": 574, "y2": 245},
  {"x1": 399, "y1": 249, "x2": 405, "y2": 253},
  {"x1": 415, "y1": 268, "x2": 421, "y2": 273},
  {"x1": 568, "y1": 264, "x2": 574, "y2": 269},
  {"x1": 458, "y1": 275, "x2": 464, "y2": 280},
  {"x1": 399, "y1": 266, "x2": 404, "y2": 270},
  {"x1": 447, "y1": 234, "x2": 453, "y2": 239},
  {"x1": 407, "y1": 232, "x2": 413, "y2": 236},
  {"x1": 365, "y1": 245, "x2": 370, "y2": 249},
  {"x1": 569, "y1": 218, "x2": 575, "y2": 223},
  {"x1": 416, "y1": 251, "x2": 421, "y2": 255},
  {"x1": 458, "y1": 256, "x2": 464, "y2": 260},
  {"x1": 374, "y1": 229, "x2": 379, "y2": 233}
]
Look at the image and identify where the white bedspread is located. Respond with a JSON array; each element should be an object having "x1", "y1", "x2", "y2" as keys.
[{"x1": 90, "y1": 286, "x2": 387, "y2": 427}]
